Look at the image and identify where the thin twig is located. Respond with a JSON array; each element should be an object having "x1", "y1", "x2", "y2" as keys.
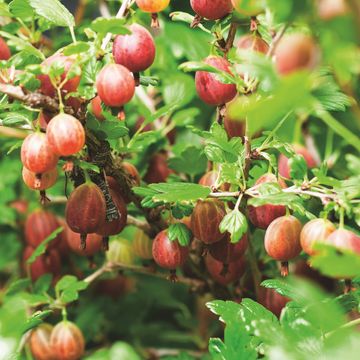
[
  {"x1": 267, "y1": 23, "x2": 289, "y2": 58},
  {"x1": 225, "y1": 22, "x2": 237, "y2": 53},
  {"x1": 127, "y1": 214, "x2": 152, "y2": 235}
]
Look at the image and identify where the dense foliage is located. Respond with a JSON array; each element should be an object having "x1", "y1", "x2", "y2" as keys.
[{"x1": 0, "y1": 0, "x2": 360, "y2": 359}]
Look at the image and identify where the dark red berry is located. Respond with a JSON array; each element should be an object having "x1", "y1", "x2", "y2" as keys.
[
  {"x1": 144, "y1": 152, "x2": 172, "y2": 183},
  {"x1": 190, "y1": 0, "x2": 233, "y2": 20},
  {"x1": 0, "y1": 36, "x2": 11, "y2": 60}
]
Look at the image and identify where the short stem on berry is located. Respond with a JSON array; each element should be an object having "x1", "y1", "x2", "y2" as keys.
[
  {"x1": 280, "y1": 261, "x2": 289, "y2": 277},
  {"x1": 151, "y1": 13, "x2": 159, "y2": 28}
]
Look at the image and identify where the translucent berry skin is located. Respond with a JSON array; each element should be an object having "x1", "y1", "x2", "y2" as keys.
[
  {"x1": 224, "y1": 113, "x2": 245, "y2": 138},
  {"x1": 300, "y1": 218, "x2": 336, "y2": 256},
  {"x1": 258, "y1": 288, "x2": 289, "y2": 317},
  {"x1": 22, "y1": 167, "x2": 58, "y2": 191},
  {"x1": 96, "y1": 64, "x2": 135, "y2": 107},
  {"x1": 96, "y1": 190, "x2": 128, "y2": 237},
  {"x1": 64, "y1": 224, "x2": 102, "y2": 256},
  {"x1": 205, "y1": 254, "x2": 245, "y2": 285},
  {"x1": 190, "y1": 0, "x2": 233, "y2": 20},
  {"x1": 38, "y1": 54, "x2": 81, "y2": 97},
  {"x1": 144, "y1": 152, "x2": 172, "y2": 183},
  {"x1": 275, "y1": 34, "x2": 319, "y2": 75},
  {"x1": 237, "y1": 34, "x2": 269, "y2": 54},
  {"x1": 278, "y1": 145, "x2": 317, "y2": 179},
  {"x1": 195, "y1": 56, "x2": 237, "y2": 105},
  {"x1": 208, "y1": 233, "x2": 248, "y2": 263},
  {"x1": 113, "y1": 23, "x2": 156, "y2": 73},
  {"x1": 25, "y1": 209, "x2": 62, "y2": 248},
  {"x1": 133, "y1": 229, "x2": 153, "y2": 260},
  {"x1": 46, "y1": 114, "x2": 85, "y2": 156},
  {"x1": 191, "y1": 200, "x2": 226, "y2": 244},
  {"x1": 0, "y1": 36, "x2": 11, "y2": 60},
  {"x1": 231, "y1": 0, "x2": 263, "y2": 16},
  {"x1": 248, "y1": 173, "x2": 287, "y2": 229},
  {"x1": 107, "y1": 239, "x2": 136, "y2": 265},
  {"x1": 21, "y1": 133, "x2": 58, "y2": 174},
  {"x1": 90, "y1": 96, "x2": 105, "y2": 121},
  {"x1": 65, "y1": 183, "x2": 106, "y2": 235},
  {"x1": 50, "y1": 321, "x2": 85, "y2": 360},
  {"x1": 23, "y1": 246, "x2": 61, "y2": 281},
  {"x1": 264, "y1": 215, "x2": 302, "y2": 261},
  {"x1": 326, "y1": 229, "x2": 360, "y2": 254},
  {"x1": 29, "y1": 323, "x2": 56, "y2": 360},
  {"x1": 152, "y1": 230, "x2": 189, "y2": 270},
  {"x1": 135, "y1": 0, "x2": 170, "y2": 12}
]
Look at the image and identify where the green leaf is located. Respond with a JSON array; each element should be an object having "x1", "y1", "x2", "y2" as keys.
[
  {"x1": 91, "y1": 18, "x2": 130, "y2": 35},
  {"x1": 34, "y1": 274, "x2": 52, "y2": 294},
  {"x1": 6, "y1": 278, "x2": 31, "y2": 296},
  {"x1": 9, "y1": 0, "x2": 34, "y2": 20},
  {"x1": 289, "y1": 154, "x2": 308, "y2": 180},
  {"x1": 149, "y1": 182, "x2": 211, "y2": 203},
  {"x1": 28, "y1": 0, "x2": 74, "y2": 27},
  {"x1": 55, "y1": 275, "x2": 78, "y2": 293},
  {"x1": 56, "y1": 275, "x2": 88, "y2": 304},
  {"x1": 163, "y1": 73, "x2": 195, "y2": 106},
  {"x1": 63, "y1": 42, "x2": 90, "y2": 56},
  {"x1": 168, "y1": 223, "x2": 192, "y2": 246},
  {"x1": 26, "y1": 227, "x2": 63, "y2": 265},
  {"x1": 22, "y1": 310, "x2": 53, "y2": 333},
  {"x1": 219, "y1": 209, "x2": 248, "y2": 243},
  {"x1": 168, "y1": 146, "x2": 207, "y2": 177}
]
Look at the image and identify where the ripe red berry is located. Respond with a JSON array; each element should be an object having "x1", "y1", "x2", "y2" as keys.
[
  {"x1": 258, "y1": 288, "x2": 289, "y2": 317},
  {"x1": 90, "y1": 96, "x2": 105, "y2": 121},
  {"x1": 231, "y1": 0, "x2": 263, "y2": 16},
  {"x1": 208, "y1": 233, "x2": 248, "y2": 264},
  {"x1": 65, "y1": 183, "x2": 106, "y2": 248},
  {"x1": 144, "y1": 152, "x2": 172, "y2": 183},
  {"x1": 205, "y1": 254, "x2": 245, "y2": 285},
  {"x1": 326, "y1": 229, "x2": 360, "y2": 254},
  {"x1": 152, "y1": 230, "x2": 189, "y2": 270},
  {"x1": 64, "y1": 222, "x2": 102, "y2": 256},
  {"x1": 135, "y1": 0, "x2": 170, "y2": 12},
  {"x1": 275, "y1": 34, "x2": 320, "y2": 75},
  {"x1": 190, "y1": 0, "x2": 233, "y2": 20},
  {"x1": 96, "y1": 64, "x2": 135, "y2": 107},
  {"x1": 38, "y1": 54, "x2": 81, "y2": 97},
  {"x1": 195, "y1": 56, "x2": 237, "y2": 105},
  {"x1": 264, "y1": 215, "x2": 302, "y2": 275},
  {"x1": 22, "y1": 167, "x2": 58, "y2": 191},
  {"x1": 300, "y1": 218, "x2": 336, "y2": 256},
  {"x1": 96, "y1": 190, "x2": 128, "y2": 237},
  {"x1": 29, "y1": 323, "x2": 55, "y2": 360},
  {"x1": 248, "y1": 173, "x2": 287, "y2": 229},
  {"x1": 0, "y1": 36, "x2": 11, "y2": 60},
  {"x1": 46, "y1": 113, "x2": 85, "y2": 156},
  {"x1": 191, "y1": 200, "x2": 226, "y2": 244},
  {"x1": 113, "y1": 23, "x2": 156, "y2": 73},
  {"x1": 278, "y1": 145, "x2": 318, "y2": 179},
  {"x1": 237, "y1": 34, "x2": 269, "y2": 54},
  {"x1": 23, "y1": 246, "x2": 61, "y2": 281},
  {"x1": 50, "y1": 321, "x2": 85, "y2": 360},
  {"x1": 133, "y1": 229, "x2": 153, "y2": 260},
  {"x1": 25, "y1": 209, "x2": 62, "y2": 248},
  {"x1": 224, "y1": 111, "x2": 245, "y2": 138},
  {"x1": 318, "y1": 0, "x2": 348, "y2": 20},
  {"x1": 21, "y1": 133, "x2": 58, "y2": 174}
]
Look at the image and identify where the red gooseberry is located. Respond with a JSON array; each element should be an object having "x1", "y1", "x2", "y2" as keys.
[
  {"x1": 96, "y1": 64, "x2": 135, "y2": 107},
  {"x1": 38, "y1": 54, "x2": 81, "y2": 97},
  {"x1": 300, "y1": 218, "x2": 336, "y2": 256},
  {"x1": 21, "y1": 133, "x2": 58, "y2": 174},
  {"x1": 0, "y1": 36, "x2": 11, "y2": 60},
  {"x1": 190, "y1": 0, "x2": 233, "y2": 20},
  {"x1": 50, "y1": 321, "x2": 85, "y2": 360},
  {"x1": 90, "y1": 96, "x2": 105, "y2": 121},
  {"x1": 113, "y1": 23, "x2": 156, "y2": 73},
  {"x1": 152, "y1": 230, "x2": 189, "y2": 270},
  {"x1": 326, "y1": 229, "x2": 360, "y2": 254},
  {"x1": 144, "y1": 152, "x2": 173, "y2": 183},
  {"x1": 46, "y1": 113, "x2": 85, "y2": 156},
  {"x1": 22, "y1": 167, "x2": 58, "y2": 191},
  {"x1": 195, "y1": 56, "x2": 237, "y2": 106},
  {"x1": 248, "y1": 173, "x2": 287, "y2": 229},
  {"x1": 29, "y1": 323, "x2": 56, "y2": 360}
]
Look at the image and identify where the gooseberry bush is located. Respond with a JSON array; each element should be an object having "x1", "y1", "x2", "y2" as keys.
[{"x1": 0, "y1": 0, "x2": 360, "y2": 359}]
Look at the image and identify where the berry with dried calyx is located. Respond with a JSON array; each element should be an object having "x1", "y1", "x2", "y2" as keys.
[
  {"x1": 190, "y1": 0, "x2": 233, "y2": 20},
  {"x1": 264, "y1": 215, "x2": 302, "y2": 276},
  {"x1": 135, "y1": 0, "x2": 170, "y2": 27},
  {"x1": 22, "y1": 167, "x2": 58, "y2": 191}
]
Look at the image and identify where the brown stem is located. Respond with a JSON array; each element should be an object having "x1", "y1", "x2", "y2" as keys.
[
  {"x1": 191, "y1": 14, "x2": 202, "y2": 28},
  {"x1": 225, "y1": 23, "x2": 238, "y2": 53},
  {"x1": 74, "y1": 0, "x2": 87, "y2": 25},
  {"x1": 133, "y1": 72, "x2": 140, "y2": 86},
  {"x1": 344, "y1": 279, "x2": 352, "y2": 294},
  {"x1": 127, "y1": 215, "x2": 152, "y2": 235},
  {"x1": 151, "y1": 13, "x2": 160, "y2": 28}
]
